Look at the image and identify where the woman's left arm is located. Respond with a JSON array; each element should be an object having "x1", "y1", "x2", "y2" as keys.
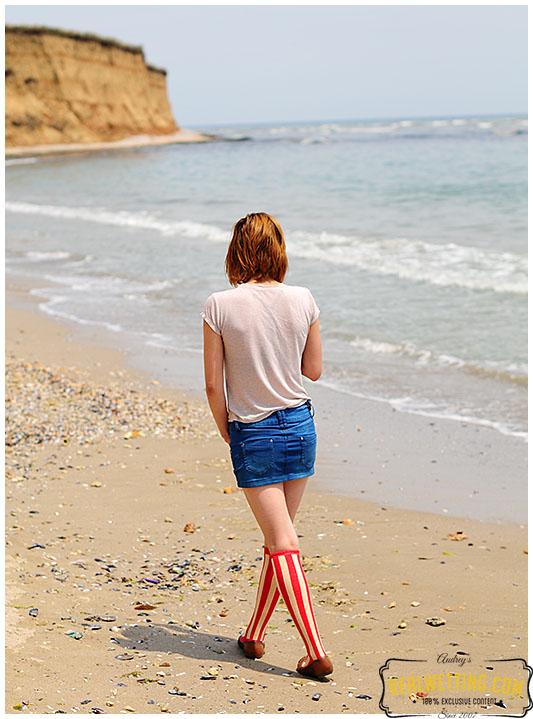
[{"x1": 203, "y1": 320, "x2": 230, "y2": 444}]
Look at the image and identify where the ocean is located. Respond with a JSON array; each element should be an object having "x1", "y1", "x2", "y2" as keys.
[{"x1": 6, "y1": 114, "x2": 528, "y2": 443}]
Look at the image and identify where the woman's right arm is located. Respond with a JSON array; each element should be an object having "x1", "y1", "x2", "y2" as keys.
[
  {"x1": 203, "y1": 320, "x2": 230, "y2": 443},
  {"x1": 301, "y1": 319, "x2": 322, "y2": 381}
]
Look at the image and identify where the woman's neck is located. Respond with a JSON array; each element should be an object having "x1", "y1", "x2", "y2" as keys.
[{"x1": 243, "y1": 278, "x2": 281, "y2": 286}]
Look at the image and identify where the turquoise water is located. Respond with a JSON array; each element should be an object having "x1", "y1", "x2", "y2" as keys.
[{"x1": 6, "y1": 115, "x2": 527, "y2": 439}]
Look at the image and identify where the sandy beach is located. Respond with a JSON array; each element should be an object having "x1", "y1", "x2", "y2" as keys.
[
  {"x1": 4, "y1": 294, "x2": 528, "y2": 715},
  {"x1": 5, "y1": 130, "x2": 214, "y2": 160}
]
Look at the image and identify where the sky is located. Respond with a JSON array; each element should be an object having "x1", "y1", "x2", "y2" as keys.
[{"x1": 4, "y1": 4, "x2": 528, "y2": 128}]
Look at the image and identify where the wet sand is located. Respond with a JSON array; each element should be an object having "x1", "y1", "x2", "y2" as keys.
[
  {"x1": 4, "y1": 303, "x2": 528, "y2": 715},
  {"x1": 8, "y1": 273, "x2": 526, "y2": 525}
]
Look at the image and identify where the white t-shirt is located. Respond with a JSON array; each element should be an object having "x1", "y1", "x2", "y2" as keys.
[{"x1": 202, "y1": 283, "x2": 320, "y2": 423}]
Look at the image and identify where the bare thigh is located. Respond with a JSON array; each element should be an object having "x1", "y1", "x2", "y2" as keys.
[
  {"x1": 284, "y1": 477, "x2": 308, "y2": 521},
  {"x1": 243, "y1": 477, "x2": 309, "y2": 553}
]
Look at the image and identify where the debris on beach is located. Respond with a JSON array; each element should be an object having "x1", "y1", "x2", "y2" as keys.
[
  {"x1": 5, "y1": 355, "x2": 212, "y2": 449},
  {"x1": 448, "y1": 531, "x2": 467, "y2": 541},
  {"x1": 425, "y1": 617, "x2": 446, "y2": 627},
  {"x1": 4, "y1": 342, "x2": 527, "y2": 715}
]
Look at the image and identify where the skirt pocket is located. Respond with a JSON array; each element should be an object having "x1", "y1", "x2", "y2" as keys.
[
  {"x1": 299, "y1": 434, "x2": 317, "y2": 470},
  {"x1": 241, "y1": 437, "x2": 275, "y2": 478},
  {"x1": 229, "y1": 441, "x2": 245, "y2": 474}
]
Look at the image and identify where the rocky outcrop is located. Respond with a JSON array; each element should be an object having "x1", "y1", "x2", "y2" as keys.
[{"x1": 5, "y1": 25, "x2": 179, "y2": 147}]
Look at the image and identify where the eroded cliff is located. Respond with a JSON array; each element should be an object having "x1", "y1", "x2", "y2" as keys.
[{"x1": 5, "y1": 26, "x2": 179, "y2": 147}]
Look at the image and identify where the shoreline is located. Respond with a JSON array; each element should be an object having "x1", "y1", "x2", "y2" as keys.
[
  {"x1": 6, "y1": 274, "x2": 527, "y2": 525},
  {"x1": 5, "y1": 297, "x2": 527, "y2": 714},
  {"x1": 5, "y1": 129, "x2": 215, "y2": 160}
]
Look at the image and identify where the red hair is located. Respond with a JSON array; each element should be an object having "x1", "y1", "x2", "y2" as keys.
[{"x1": 225, "y1": 212, "x2": 288, "y2": 286}]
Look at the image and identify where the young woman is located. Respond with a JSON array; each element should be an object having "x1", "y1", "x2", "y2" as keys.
[{"x1": 202, "y1": 212, "x2": 333, "y2": 679}]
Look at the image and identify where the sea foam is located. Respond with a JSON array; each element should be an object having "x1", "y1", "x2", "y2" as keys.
[{"x1": 6, "y1": 201, "x2": 527, "y2": 294}]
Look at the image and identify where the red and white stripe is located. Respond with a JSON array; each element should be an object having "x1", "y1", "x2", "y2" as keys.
[
  {"x1": 270, "y1": 549, "x2": 326, "y2": 661},
  {"x1": 242, "y1": 546, "x2": 280, "y2": 642}
]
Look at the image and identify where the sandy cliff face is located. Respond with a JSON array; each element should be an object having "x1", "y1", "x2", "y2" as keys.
[{"x1": 5, "y1": 26, "x2": 179, "y2": 147}]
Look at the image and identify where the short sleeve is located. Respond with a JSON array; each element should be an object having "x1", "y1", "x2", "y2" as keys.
[
  {"x1": 307, "y1": 288, "x2": 320, "y2": 326},
  {"x1": 201, "y1": 294, "x2": 222, "y2": 335}
]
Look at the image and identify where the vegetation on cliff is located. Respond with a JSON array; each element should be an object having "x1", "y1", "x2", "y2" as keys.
[{"x1": 5, "y1": 24, "x2": 167, "y2": 74}]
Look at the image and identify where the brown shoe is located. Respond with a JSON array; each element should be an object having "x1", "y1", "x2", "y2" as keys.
[
  {"x1": 238, "y1": 635, "x2": 265, "y2": 659},
  {"x1": 296, "y1": 655, "x2": 333, "y2": 678}
]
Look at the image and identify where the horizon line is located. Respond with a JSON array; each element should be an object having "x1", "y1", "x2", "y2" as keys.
[{"x1": 189, "y1": 111, "x2": 527, "y2": 130}]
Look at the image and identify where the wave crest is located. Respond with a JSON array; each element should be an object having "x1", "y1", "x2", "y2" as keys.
[{"x1": 6, "y1": 201, "x2": 527, "y2": 294}]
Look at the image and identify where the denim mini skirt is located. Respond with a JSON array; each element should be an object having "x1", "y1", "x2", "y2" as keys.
[{"x1": 229, "y1": 401, "x2": 317, "y2": 488}]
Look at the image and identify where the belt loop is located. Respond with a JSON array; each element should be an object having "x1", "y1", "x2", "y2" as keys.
[
  {"x1": 233, "y1": 419, "x2": 240, "y2": 430},
  {"x1": 306, "y1": 399, "x2": 315, "y2": 417}
]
